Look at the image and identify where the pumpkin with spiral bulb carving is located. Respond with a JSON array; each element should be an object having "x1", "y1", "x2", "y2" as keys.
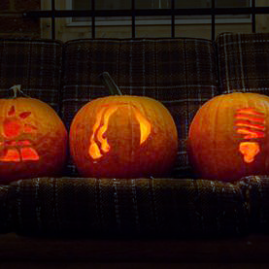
[
  {"x1": 188, "y1": 92, "x2": 269, "y2": 182},
  {"x1": 69, "y1": 73, "x2": 178, "y2": 178}
]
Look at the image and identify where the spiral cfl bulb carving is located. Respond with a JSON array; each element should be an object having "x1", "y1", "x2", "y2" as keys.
[{"x1": 234, "y1": 107, "x2": 266, "y2": 163}]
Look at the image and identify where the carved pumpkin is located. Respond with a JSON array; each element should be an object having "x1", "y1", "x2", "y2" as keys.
[
  {"x1": 188, "y1": 92, "x2": 269, "y2": 182},
  {"x1": 0, "y1": 85, "x2": 67, "y2": 183},
  {"x1": 69, "y1": 73, "x2": 178, "y2": 178}
]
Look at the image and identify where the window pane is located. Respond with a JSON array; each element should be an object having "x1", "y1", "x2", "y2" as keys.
[
  {"x1": 176, "y1": 0, "x2": 208, "y2": 8},
  {"x1": 96, "y1": 0, "x2": 131, "y2": 10},
  {"x1": 257, "y1": 0, "x2": 269, "y2": 6},
  {"x1": 72, "y1": 0, "x2": 91, "y2": 9},
  {"x1": 136, "y1": 23, "x2": 171, "y2": 37},
  {"x1": 72, "y1": 0, "x2": 91, "y2": 22},
  {"x1": 215, "y1": 15, "x2": 252, "y2": 35},
  {"x1": 176, "y1": 0, "x2": 250, "y2": 8},
  {"x1": 72, "y1": 0, "x2": 131, "y2": 10},
  {"x1": 73, "y1": 0, "x2": 172, "y2": 10},
  {"x1": 175, "y1": 21, "x2": 211, "y2": 39},
  {"x1": 215, "y1": 0, "x2": 250, "y2": 8},
  {"x1": 136, "y1": 0, "x2": 170, "y2": 9},
  {"x1": 73, "y1": 0, "x2": 250, "y2": 9}
]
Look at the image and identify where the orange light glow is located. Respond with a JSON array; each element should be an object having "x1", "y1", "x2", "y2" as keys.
[
  {"x1": 0, "y1": 149, "x2": 20, "y2": 162},
  {"x1": 235, "y1": 108, "x2": 266, "y2": 163},
  {"x1": 2, "y1": 108, "x2": 33, "y2": 139},
  {"x1": 21, "y1": 147, "x2": 39, "y2": 161},
  {"x1": 236, "y1": 128, "x2": 265, "y2": 139},
  {"x1": 3, "y1": 119, "x2": 22, "y2": 138},
  {"x1": 0, "y1": 146, "x2": 40, "y2": 162},
  {"x1": 19, "y1": 111, "x2": 32, "y2": 119},
  {"x1": 5, "y1": 141, "x2": 17, "y2": 146},
  {"x1": 235, "y1": 120, "x2": 265, "y2": 130},
  {"x1": 8, "y1": 106, "x2": 15, "y2": 116},
  {"x1": 0, "y1": 106, "x2": 40, "y2": 163},
  {"x1": 235, "y1": 114, "x2": 265, "y2": 123},
  {"x1": 17, "y1": 140, "x2": 31, "y2": 146},
  {"x1": 235, "y1": 108, "x2": 266, "y2": 139},
  {"x1": 23, "y1": 124, "x2": 37, "y2": 134},
  {"x1": 236, "y1": 107, "x2": 265, "y2": 116},
  {"x1": 239, "y1": 142, "x2": 260, "y2": 163},
  {"x1": 133, "y1": 107, "x2": 151, "y2": 144},
  {"x1": 97, "y1": 106, "x2": 118, "y2": 153},
  {"x1": 89, "y1": 103, "x2": 152, "y2": 160}
]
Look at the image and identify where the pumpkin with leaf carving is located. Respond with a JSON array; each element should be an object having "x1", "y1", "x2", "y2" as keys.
[
  {"x1": 0, "y1": 85, "x2": 67, "y2": 183},
  {"x1": 188, "y1": 92, "x2": 269, "y2": 182},
  {"x1": 69, "y1": 73, "x2": 178, "y2": 178}
]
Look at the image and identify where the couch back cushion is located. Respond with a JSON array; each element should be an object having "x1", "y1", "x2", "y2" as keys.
[
  {"x1": 63, "y1": 38, "x2": 218, "y2": 176},
  {"x1": 0, "y1": 39, "x2": 63, "y2": 113},
  {"x1": 217, "y1": 32, "x2": 269, "y2": 95}
]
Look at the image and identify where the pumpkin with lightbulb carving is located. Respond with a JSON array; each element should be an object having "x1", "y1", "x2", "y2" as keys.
[
  {"x1": 188, "y1": 92, "x2": 269, "y2": 182},
  {"x1": 69, "y1": 73, "x2": 178, "y2": 178},
  {"x1": 0, "y1": 85, "x2": 67, "y2": 184}
]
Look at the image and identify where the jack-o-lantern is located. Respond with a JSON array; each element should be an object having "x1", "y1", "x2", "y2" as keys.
[
  {"x1": 188, "y1": 92, "x2": 269, "y2": 182},
  {"x1": 69, "y1": 73, "x2": 178, "y2": 178},
  {"x1": 0, "y1": 85, "x2": 67, "y2": 183}
]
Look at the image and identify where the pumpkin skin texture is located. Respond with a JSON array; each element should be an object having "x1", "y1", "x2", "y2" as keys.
[
  {"x1": 69, "y1": 95, "x2": 178, "y2": 178},
  {"x1": 0, "y1": 97, "x2": 67, "y2": 184},
  {"x1": 188, "y1": 92, "x2": 269, "y2": 182}
]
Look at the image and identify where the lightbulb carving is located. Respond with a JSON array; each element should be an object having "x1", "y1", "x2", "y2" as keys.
[
  {"x1": 89, "y1": 103, "x2": 151, "y2": 160},
  {"x1": 235, "y1": 107, "x2": 266, "y2": 163},
  {"x1": 0, "y1": 106, "x2": 39, "y2": 162}
]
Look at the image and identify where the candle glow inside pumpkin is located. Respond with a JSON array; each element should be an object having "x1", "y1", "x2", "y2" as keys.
[
  {"x1": 0, "y1": 105, "x2": 39, "y2": 162},
  {"x1": 89, "y1": 102, "x2": 151, "y2": 160},
  {"x1": 235, "y1": 107, "x2": 265, "y2": 163}
]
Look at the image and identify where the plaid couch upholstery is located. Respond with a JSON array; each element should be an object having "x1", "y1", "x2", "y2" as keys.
[
  {"x1": 237, "y1": 175, "x2": 269, "y2": 233},
  {"x1": 0, "y1": 38, "x2": 63, "y2": 113},
  {"x1": 1, "y1": 33, "x2": 269, "y2": 237},
  {"x1": 217, "y1": 32, "x2": 269, "y2": 94},
  {"x1": 0, "y1": 185, "x2": 10, "y2": 233},
  {"x1": 63, "y1": 38, "x2": 218, "y2": 176},
  {"x1": 7, "y1": 177, "x2": 248, "y2": 238}
]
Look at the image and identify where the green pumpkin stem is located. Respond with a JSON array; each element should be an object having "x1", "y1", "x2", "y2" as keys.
[
  {"x1": 100, "y1": 72, "x2": 123, "y2": 96},
  {"x1": 10, "y1": 85, "x2": 30, "y2": 98}
]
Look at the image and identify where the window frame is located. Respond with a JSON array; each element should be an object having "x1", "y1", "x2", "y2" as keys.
[{"x1": 66, "y1": 0, "x2": 252, "y2": 27}]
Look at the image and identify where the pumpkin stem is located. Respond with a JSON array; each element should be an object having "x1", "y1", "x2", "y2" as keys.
[
  {"x1": 10, "y1": 85, "x2": 30, "y2": 98},
  {"x1": 99, "y1": 72, "x2": 123, "y2": 96},
  {"x1": 10, "y1": 85, "x2": 21, "y2": 98}
]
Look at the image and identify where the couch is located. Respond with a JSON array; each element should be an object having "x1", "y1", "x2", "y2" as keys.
[{"x1": 0, "y1": 32, "x2": 269, "y2": 240}]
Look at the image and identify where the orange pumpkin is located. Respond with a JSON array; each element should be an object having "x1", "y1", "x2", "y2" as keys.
[
  {"x1": 69, "y1": 73, "x2": 178, "y2": 178},
  {"x1": 188, "y1": 92, "x2": 269, "y2": 182},
  {"x1": 0, "y1": 85, "x2": 67, "y2": 183}
]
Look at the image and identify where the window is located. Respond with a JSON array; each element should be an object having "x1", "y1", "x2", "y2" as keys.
[{"x1": 67, "y1": 0, "x2": 251, "y2": 26}]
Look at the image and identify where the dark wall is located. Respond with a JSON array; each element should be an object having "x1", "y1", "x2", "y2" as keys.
[{"x1": 0, "y1": 0, "x2": 40, "y2": 38}]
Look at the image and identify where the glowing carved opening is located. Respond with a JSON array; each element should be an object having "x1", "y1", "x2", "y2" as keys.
[
  {"x1": 133, "y1": 107, "x2": 152, "y2": 144},
  {"x1": 0, "y1": 106, "x2": 40, "y2": 162},
  {"x1": 0, "y1": 149, "x2": 20, "y2": 162},
  {"x1": 20, "y1": 147, "x2": 39, "y2": 161},
  {"x1": 89, "y1": 103, "x2": 152, "y2": 160},
  {"x1": 239, "y1": 142, "x2": 260, "y2": 163},
  {"x1": 235, "y1": 108, "x2": 265, "y2": 163}
]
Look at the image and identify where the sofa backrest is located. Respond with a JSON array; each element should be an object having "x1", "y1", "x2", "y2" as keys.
[
  {"x1": 0, "y1": 39, "x2": 63, "y2": 114},
  {"x1": 62, "y1": 38, "x2": 219, "y2": 176},
  {"x1": 1, "y1": 33, "x2": 269, "y2": 178},
  {"x1": 217, "y1": 32, "x2": 269, "y2": 94}
]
